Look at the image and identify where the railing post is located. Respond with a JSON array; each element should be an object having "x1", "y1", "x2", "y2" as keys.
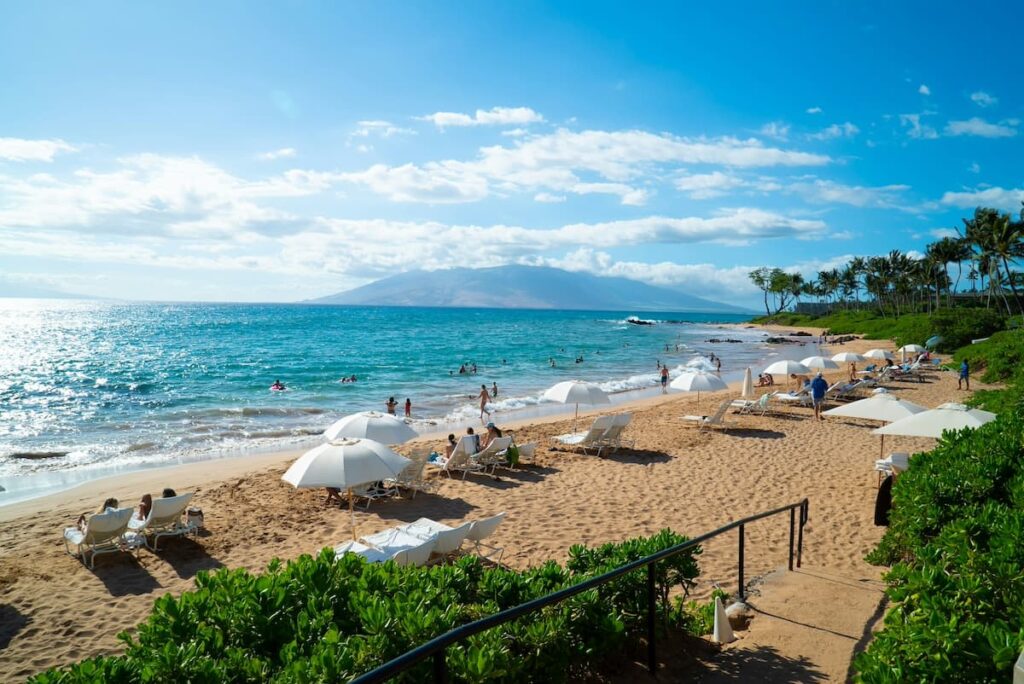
[
  {"x1": 788, "y1": 506, "x2": 795, "y2": 571},
  {"x1": 797, "y1": 499, "x2": 807, "y2": 568},
  {"x1": 647, "y1": 562, "x2": 657, "y2": 675},
  {"x1": 433, "y1": 649, "x2": 447, "y2": 684},
  {"x1": 738, "y1": 523, "x2": 745, "y2": 600}
]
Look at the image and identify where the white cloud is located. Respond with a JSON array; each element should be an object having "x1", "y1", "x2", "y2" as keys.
[
  {"x1": 918, "y1": 84, "x2": 931, "y2": 96},
  {"x1": 759, "y1": 121, "x2": 790, "y2": 140},
  {"x1": 0, "y1": 137, "x2": 78, "y2": 162},
  {"x1": 675, "y1": 171, "x2": 747, "y2": 199},
  {"x1": 337, "y1": 128, "x2": 830, "y2": 204},
  {"x1": 257, "y1": 147, "x2": 297, "y2": 161},
  {"x1": 940, "y1": 186, "x2": 1024, "y2": 209},
  {"x1": 501, "y1": 128, "x2": 529, "y2": 137},
  {"x1": 944, "y1": 117, "x2": 1017, "y2": 138},
  {"x1": 533, "y1": 192, "x2": 565, "y2": 203},
  {"x1": 968, "y1": 161, "x2": 981, "y2": 174},
  {"x1": 418, "y1": 106, "x2": 544, "y2": 128},
  {"x1": 808, "y1": 122, "x2": 860, "y2": 141},
  {"x1": 899, "y1": 113, "x2": 939, "y2": 140},
  {"x1": 970, "y1": 91, "x2": 997, "y2": 107},
  {"x1": 352, "y1": 120, "x2": 416, "y2": 138},
  {"x1": 806, "y1": 106, "x2": 823, "y2": 114},
  {"x1": 787, "y1": 179, "x2": 911, "y2": 208},
  {"x1": 930, "y1": 228, "x2": 960, "y2": 239}
]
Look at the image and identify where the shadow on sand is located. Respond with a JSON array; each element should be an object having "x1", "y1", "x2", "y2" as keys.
[{"x1": 0, "y1": 604, "x2": 30, "y2": 649}]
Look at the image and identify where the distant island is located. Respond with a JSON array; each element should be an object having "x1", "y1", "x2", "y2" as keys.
[{"x1": 308, "y1": 265, "x2": 748, "y2": 313}]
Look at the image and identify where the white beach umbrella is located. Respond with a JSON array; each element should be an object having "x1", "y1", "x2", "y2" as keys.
[
  {"x1": 542, "y1": 380, "x2": 610, "y2": 431},
  {"x1": 873, "y1": 403, "x2": 996, "y2": 438},
  {"x1": 741, "y1": 367, "x2": 754, "y2": 399},
  {"x1": 864, "y1": 348, "x2": 894, "y2": 361},
  {"x1": 324, "y1": 410, "x2": 417, "y2": 444},
  {"x1": 897, "y1": 343, "x2": 927, "y2": 362},
  {"x1": 685, "y1": 356, "x2": 717, "y2": 372},
  {"x1": 671, "y1": 371, "x2": 728, "y2": 407},
  {"x1": 824, "y1": 393, "x2": 927, "y2": 457},
  {"x1": 831, "y1": 352, "x2": 866, "y2": 363},
  {"x1": 282, "y1": 438, "x2": 411, "y2": 539},
  {"x1": 800, "y1": 355, "x2": 840, "y2": 371},
  {"x1": 763, "y1": 359, "x2": 812, "y2": 376}
]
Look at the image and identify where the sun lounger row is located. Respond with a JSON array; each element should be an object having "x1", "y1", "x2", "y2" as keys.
[
  {"x1": 551, "y1": 413, "x2": 634, "y2": 456},
  {"x1": 334, "y1": 512, "x2": 506, "y2": 566},
  {"x1": 63, "y1": 492, "x2": 199, "y2": 569}
]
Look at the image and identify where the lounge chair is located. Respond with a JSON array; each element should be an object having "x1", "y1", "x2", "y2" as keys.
[
  {"x1": 427, "y1": 436, "x2": 486, "y2": 479},
  {"x1": 361, "y1": 527, "x2": 437, "y2": 566},
  {"x1": 401, "y1": 518, "x2": 474, "y2": 560},
  {"x1": 599, "y1": 413, "x2": 635, "y2": 451},
  {"x1": 551, "y1": 415, "x2": 615, "y2": 456},
  {"x1": 127, "y1": 493, "x2": 197, "y2": 551},
  {"x1": 682, "y1": 399, "x2": 732, "y2": 430},
  {"x1": 64, "y1": 507, "x2": 137, "y2": 569},
  {"x1": 465, "y1": 512, "x2": 506, "y2": 563},
  {"x1": 732, "y1": 393, "x2": 771, "y2": 416},
  {"x1": 774, "y1": 387, "x2": 811, "y2": 407},
  {"x1": 334, "y1": 540, "x2": 391, "y2": 563},
  {"x1": 474, "y1": 436, "x2": 513, "y2": 473}
]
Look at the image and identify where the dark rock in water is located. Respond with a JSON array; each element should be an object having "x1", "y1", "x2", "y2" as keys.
[
  {"x1": 790, "y1": 331, "x2": 813, "y2": 337},
  {"x1": 705, "y1": 338, "x2": 744, "y2": 343},
  {"x1": 626, "y1": 317, "x2": 655, "y2": 326},
  {"x1": 8, "y1": 451, "x2": 69, "y2": 460}
]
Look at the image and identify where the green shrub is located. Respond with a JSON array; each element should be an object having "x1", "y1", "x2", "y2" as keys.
[
  {"x1": 857, "y1": 410, "x2": 1024, "y2": 681},
  {"x1": 33, "y1": 532, "x2": 703, "y2": 683},
  {"x1": 952, "y1": 330, "x2": 1024, "y2": 413}
]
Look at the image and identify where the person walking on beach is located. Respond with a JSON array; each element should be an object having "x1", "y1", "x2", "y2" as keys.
[
  {"x1": 660, "y1": 365, "x2": 669, "y2": 393},
  {"x1": 404, "y1": 398, "x2": 411, "y2": 417},
  {"x1": 385, "y1": 397, "x2": 398, "y2": 415},
  {"x1": 477, "y1": 384, "x2": 491, "y2": 421},
  {"x1": 959, "y1": 359, "x2": 970, "y2": 390},
  {"x1": 810, "y1": 372, "x2": 829, "y2": 421}
]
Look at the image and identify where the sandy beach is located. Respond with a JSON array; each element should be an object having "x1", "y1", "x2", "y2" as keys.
[{"x1": 0, "y1": 330, "x2": 979, "y2": 680}]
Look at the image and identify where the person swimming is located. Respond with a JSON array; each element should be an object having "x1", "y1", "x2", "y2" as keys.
[{"x1": 270, "y1": 379, "x2": 286, "y2": 390}]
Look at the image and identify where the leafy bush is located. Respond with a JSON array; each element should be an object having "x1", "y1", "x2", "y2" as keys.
[
  {"x1": 856, "y1": 411, "x2": 1024, "y2": 681},
  {"x1": 33, "y1": 532, "x2": 703, "y2": 683},
  {"x1": 952, "y1": 330, "x2": 1024, "y2": 413},
  {"x1": 930, "y1": 307, "x2": 1007, "y2": 351}
]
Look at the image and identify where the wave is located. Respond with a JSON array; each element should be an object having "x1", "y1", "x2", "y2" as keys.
[{"x1": 161, "y1": 406, "x2": 328, "y2": 420}]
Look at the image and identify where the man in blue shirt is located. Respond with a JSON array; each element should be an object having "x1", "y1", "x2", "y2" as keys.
[
  {"x1": 958, "y1": 359, "x2": 970, "y2": 390},
  {"x1": 810, "y1": 372, "x2": 829, "y2": 420}
]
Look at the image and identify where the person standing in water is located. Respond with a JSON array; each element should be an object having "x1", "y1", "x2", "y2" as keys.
[
  {"x1": 477, "y1": 384, "x2": 491, "y2": 421},
  {"x1": 660, "y1": 365, "x2": 669, "y2": 393},
  {"x1": 386, "y1": 397, "x2": 398, "y2": 415},
  {"x1": 404, "y1": 398, "x2": 412, "y2": 417},
  {"x1": 491, "y1": 381, "x2": 498, "y2": 398}
]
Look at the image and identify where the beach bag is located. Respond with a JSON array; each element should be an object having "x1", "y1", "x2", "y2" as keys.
[
  {"x1": 186, "y1": 507, "x2": 205, "y2": 529},
  {"x1": 505, "y1": 442, "x2": 520, "y2": 467}
]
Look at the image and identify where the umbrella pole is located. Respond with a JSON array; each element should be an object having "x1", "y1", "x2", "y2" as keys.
[
  {"x1": 349, "y1": 487, "x2": 356, "y2": 540},
  {"x1": 574, "y1": 403, "x2": 579, "y2": 432}
]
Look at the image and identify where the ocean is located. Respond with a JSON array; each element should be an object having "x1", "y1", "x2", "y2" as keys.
[{"x1": 0, "y1": 300, "x2": 797, "y2": 503}]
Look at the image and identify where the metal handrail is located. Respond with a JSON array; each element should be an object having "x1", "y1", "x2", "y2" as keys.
[{"x1": 351, "y1": 498, "x2": 810, "y2": 684}]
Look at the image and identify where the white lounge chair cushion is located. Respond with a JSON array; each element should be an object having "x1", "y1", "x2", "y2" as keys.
[
  {"x1": 362, "y1": 528, "x2": 432, "y2": 555},
  {"x1": 335, "y1": 540, "x2": 390, "y2": 563}
]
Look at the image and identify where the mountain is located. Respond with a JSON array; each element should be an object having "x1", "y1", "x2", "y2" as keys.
[
  {"x1": 0, "y1": 280, "x2": 93, "y2": 299},
  {"x1": 308, "y1": 265, "x2": 749, "y2": 313}
]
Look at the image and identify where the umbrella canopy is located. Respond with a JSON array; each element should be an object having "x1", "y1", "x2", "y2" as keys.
[
  {"x1": 542, "y1": 380, "x2": 610, "y2": 430},
  {"x1": 324, "y1": 410, "x2": 417, "y2": 444},
  {"x1": 864, "y1": 348, "x2": 894, "y2": 360},
  {"x1": 282, "y1": 438, "x2": 412, "y2": 540},
  {"x1": 823, "y1": 393, "x2": 926, "y2": 422},
  {"x1": 763, "y1": 359, "x2": 812, "y2": 376},
  {"x1": 670, "y1": 371, "x2": 728, "y2": 393},
  {"x1": 873, "y1": 403, "x2": 997, "y2": 438},
  {"x1": 925, "y1": 335, "x2": 943, "y2": 349},
  {"x1": 897, "y1": 344, "x2": 927, "y2": 353},
  {"x1": 283, "y1": 438, "x2": 410, "y2": 489},
  {"x1": 741, "y1": 367, "x2": 754, "y2": 399},
  {"x1": 685, "y1": 356, "x2": 717, "y2": 372},
  {"x1": 831, "y1": 352, "x2": 866, "y2": 363},
  {"x1": 800, "y1": 355, "x2": 840, "y2": 371}
]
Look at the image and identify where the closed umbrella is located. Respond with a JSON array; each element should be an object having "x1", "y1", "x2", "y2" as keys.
[
  {"x1": 823, "y1": 393, "x2": 927, "y2": 457},
  {"x1": 542, "y1": 380, "x2": 610, "y2": 431},
  {"x1": 670, "y1": 371, "x2": 728, "y2": 407},
  {"x1": 800, "y1": 355, "x2": 840, "y2": 371},
  {"x1": 873, "y1": 403, "x2": 996, "y2": 438},
  {"x1": 324, "y1": 410, "x2": 417, "y2": 444},
  {"x1": 763, "y1": 359, "x2": 812, "y2": 376},
  {"x1": 282, "y1": 438, "x2": 411, "y2": 539},
  {"x1": 741, "y1": 367, "x2": 754, "y2": 399},
  {"x1": 864, "y1": 348, "x2": 894, "y2": 361}
]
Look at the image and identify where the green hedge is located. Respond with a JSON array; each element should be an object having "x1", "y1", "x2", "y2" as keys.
[
  {"x1": 953, "y1": 330, "x2": 1024, "y2": 414},
  {"x1": 34, "y1": 531, "x2": 712, "y2": 683},
  {"x1": 856, "y1": 412, "x2": 1024, "y2": 681}
]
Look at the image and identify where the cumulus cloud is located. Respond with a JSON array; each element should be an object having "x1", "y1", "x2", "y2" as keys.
[
  {"x1": 918, "y1": 84, "x2": 931, "y2": 95},
  {"x1": 418, "y1": 106, "x2": 544, "y2": 128},
  {"x1": 940, "y1": 186, "x2": 1024, "y2": 209},
  {"x1": 257, "y1": 147, "x2": 297, "y2": 161},
  {"x1": 808, "y1": 122, "x2": 860, "y2": 141},
  {"x1": 786, "y1": 179, "x2": 911, "y2": 208},
  {"x1": 0, "y1": 137, "x2": 78, "y2": 162},
  {"x1": 352, "y1": 120, "x2": 416, "y2": 138},
  {"x1": 970, "y1": 91, "x2": 997, "y2": 107},
  {"x1": 944, "y1": 117, "x2": 1017, "y2": 138},
  {"x1": 533, "y1": 192, "x2": 565, "y2": 203},
  {"x1": 930, "y1": 228, "x2": 960, "y2": 239},
  {"x1": 675, "y1": 171, "x2": 747, "y2": 199},
  {"x1": 759, "y1": 121, "x2": 790, "y2": 140},
  {"x1": 806, "y1": 106, "x2": 823, "y2": 114},
  {"x1": 899, "y1": 113, "x2": 938, "y2": 140}
]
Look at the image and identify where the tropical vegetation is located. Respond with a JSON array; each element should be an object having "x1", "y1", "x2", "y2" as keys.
[{"x1": 33, "y1": 531, "x2": 716, "y2": 683}]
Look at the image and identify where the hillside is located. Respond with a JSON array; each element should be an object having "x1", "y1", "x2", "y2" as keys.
[{"x1": 308, "y1": 265, "x2": 747, "y2": 313}]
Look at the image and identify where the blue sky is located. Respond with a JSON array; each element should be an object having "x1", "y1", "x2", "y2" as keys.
[{"x1": 1, "y1": 2, "x2": 1022, "y2": 307}]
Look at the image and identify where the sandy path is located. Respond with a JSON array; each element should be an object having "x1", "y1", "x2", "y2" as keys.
[{"x1": 0, "y1": 332, "x2": 976, "y2": 680}]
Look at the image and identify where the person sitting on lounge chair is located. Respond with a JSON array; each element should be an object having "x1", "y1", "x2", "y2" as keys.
[
  {"x1": 790, "y1": 373, "x2": 810, "y2": 391},
  {"x1": 134, "y1": 493, "x2": 153, "y2": 522},
  {"x1": 77, "y1": 497, "x2": 119, "y2": 532},
  {"x1": 480, "y1": 422, "x2": 503, "y2": 449}
]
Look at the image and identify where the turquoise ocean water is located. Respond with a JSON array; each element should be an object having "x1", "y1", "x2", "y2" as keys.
[{"x1": 0, "y1": 300, "x2": 796, "y2": 502}]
